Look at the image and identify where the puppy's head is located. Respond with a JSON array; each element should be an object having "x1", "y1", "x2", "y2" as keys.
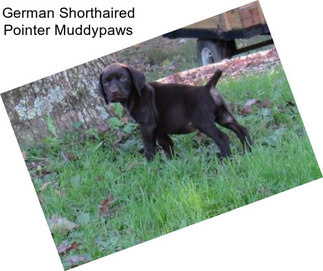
[{"x1": 98, "y1": 63, "x2": 146, "y2": 104}]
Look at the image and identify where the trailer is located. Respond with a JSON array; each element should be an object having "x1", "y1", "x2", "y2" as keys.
[{"x1": 164, "y1": 1, "x2": 273, "y2": 65}]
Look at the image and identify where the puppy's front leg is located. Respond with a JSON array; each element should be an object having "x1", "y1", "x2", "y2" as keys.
[{"x1": 140, "y1": 125, "x2": 156, "y2": 161}]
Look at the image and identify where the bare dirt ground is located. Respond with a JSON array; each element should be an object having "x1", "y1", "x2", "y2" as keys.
[{"x1": 158, "y1": 47, "x2": 281, "y2": 85}]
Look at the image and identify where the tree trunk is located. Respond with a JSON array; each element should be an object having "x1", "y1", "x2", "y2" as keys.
[{"x1": 1, "y1": 55, "x2": 117, "y2": 146}]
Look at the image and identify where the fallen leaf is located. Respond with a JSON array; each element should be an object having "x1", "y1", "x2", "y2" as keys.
[
  {"x1": 47, "y1": 215, "x2": 78, "y2": 233},
  {"x1": 63, "y1": 254, "x2": 90, "y2": 268},
  {"x1": 99, "y1": 194, "x2": 118, "y2": 218},
  {"x1": 241, "y1": 99, "x2": 261, "y2": 115},
  {"x1": 61, "y1": 150, "x2": 79, "y2": 162},
  {"x1": 38, "y1": 181, "x2": 51, "y2": 192},
  {"x1": 261, "y1": 98, "x2": 272, "y2": 108},
  {"x1": 57, "y1": 241, "x2": 79, "y2": 254},
  {"x1": 38, "y1": 166, "x2": 51, "y2": 176},
  {"x1": 28, "y1": 161, "x2": 37, "y2": 171},
  {"x1": 61, "y1": 150, "x2": 70, "y2": 163}
]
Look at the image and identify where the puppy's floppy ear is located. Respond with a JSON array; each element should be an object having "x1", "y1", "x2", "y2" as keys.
[
  {"x1": 126, "y1": 66, "x2": 146, "y2": 96},
  {"x1": 98, "y1": 73, "x2": 109, "y2": 104}
]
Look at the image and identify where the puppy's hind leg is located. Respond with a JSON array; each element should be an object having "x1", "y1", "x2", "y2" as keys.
[
  {"x1": 193, "y1": 121, "x2": 231, "y2": 158},
  {"x1": 216, "y1": 110, "x2": 252, "y2": 152}
]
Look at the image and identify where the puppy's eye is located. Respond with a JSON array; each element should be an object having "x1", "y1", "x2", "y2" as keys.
[
  {"x1": 120, "y1": 74, "x2": 127, "y2": 82},
  {"x1": 104, "y1": 78, "x2": 110, "y2": 83}
]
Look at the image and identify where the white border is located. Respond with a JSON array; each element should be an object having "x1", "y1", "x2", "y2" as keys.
[{"x1": 1, "y1": 0, "x2": 322, "y2": 270}]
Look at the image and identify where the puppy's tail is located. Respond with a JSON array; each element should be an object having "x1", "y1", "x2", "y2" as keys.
[{"x1": 205, "y1": 69, "x2": 222, "y2": 89}]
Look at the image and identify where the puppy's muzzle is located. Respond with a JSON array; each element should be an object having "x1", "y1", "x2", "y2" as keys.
[
  {"x1": 110, "y1": 85, "x2": 119, "y2": 94},
  {"x1": 109, "y1": 85, "x2": 123, "y2": 101}
]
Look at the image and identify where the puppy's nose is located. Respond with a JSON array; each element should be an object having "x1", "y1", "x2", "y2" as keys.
[{"x1": 110, "y1": 85, "x2": 119, "y2": 94}]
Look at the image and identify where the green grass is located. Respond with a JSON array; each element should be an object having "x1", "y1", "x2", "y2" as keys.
[{"x1": 25, "y1": 66, "x2": 321, "y2": 269}]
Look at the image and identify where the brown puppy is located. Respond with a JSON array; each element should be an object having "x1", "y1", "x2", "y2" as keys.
[{"x1": 98, "y1": 63, "x2": 252, "y2": 161}]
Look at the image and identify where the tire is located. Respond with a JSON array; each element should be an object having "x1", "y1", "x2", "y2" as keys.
[{"x1": 196, "y1": 39, "x2": 233, "y2": 66}]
